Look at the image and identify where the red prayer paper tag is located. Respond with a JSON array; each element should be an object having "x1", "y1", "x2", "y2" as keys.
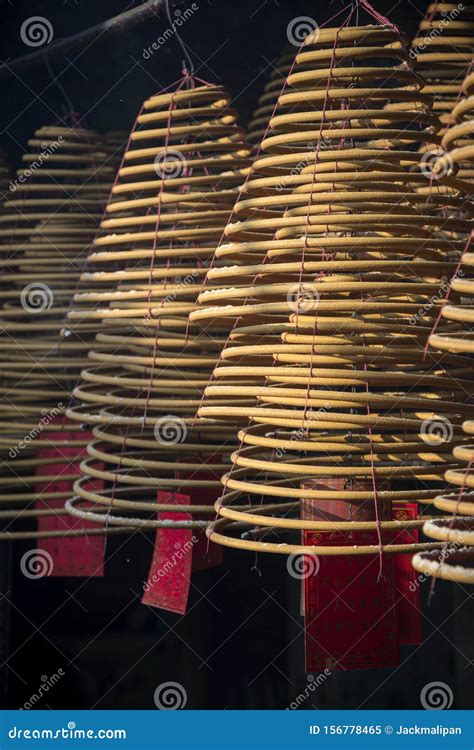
[
  {"x1": 175, "y1": 458, "x2": 223, "y2": 571},
  {"x1": 304, "y1": 529, "x2": 399, "y2": 672},
  {"x1": 34, "y1": 421, "x2": 105, "y2": 577},
  {"x1": 141, "y1": 492, "x2": 193, "y2": 614},
  {"x1": 392, "y1": 502, "x2": 421, "y2": 646}
]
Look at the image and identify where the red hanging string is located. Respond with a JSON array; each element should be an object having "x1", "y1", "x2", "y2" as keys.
[{"x1": 356, "y1": 0, "x2": 400, "y2": 33}]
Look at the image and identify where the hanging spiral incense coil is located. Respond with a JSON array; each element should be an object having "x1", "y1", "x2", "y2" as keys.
[
  {"x1": 0, "y1": 149, "x2": 12, "y2": 203},
  {"x1": 409, "y1": 3, "x2": 474, "y2": 204},
  {"x1": 410, "y1": 1, "x2": 474, "y2": 128},
  {"x1": 0, "y1": 126, "x2": 120, "y2": 536},
  {"x1": 247, "y1": 49, "x2": 295, "y2": 146},
  {"x1": 192, "y1": 24, "x2": 464, "y2": 317},
  {"x1": 413, "y1": 72, "x2": 474, "y2": 584},
  {"x1": 431, "y1": 71, "x2": 474, "y2": 192},
  {"x1": 191, "y1": 27, "x2": 447, "y2": 273},
  {"x1": 0, "y1": 125, "x2": 115, "y2": 413},
  {"x1": 0, "y1": 149, "x2": 12, "y2": 259},
  {"x1": 0, "y1": 126, "x2": 114, "y2": 278},
  {"x1": 187, "y1": 25, "x2": 472, "y2": 557},
  {"x1": 63, "y1": 81, "x2": 252, "y2": 529}
]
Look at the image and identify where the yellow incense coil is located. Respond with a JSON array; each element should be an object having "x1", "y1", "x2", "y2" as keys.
[
  {"x1": 414, "y1": 71, "x2": 474, "y2": 583},
  {"x1": 410, "y1": 2, "x2": 474, "y2": 126},
  {"x1": 0, "y1": 125, "x2": 122, "y2": 536},
  {"x1": 63, "y1": 80, "x2": 252, "y2": 530},
  {"x1": 188, "y1": 26, "x2": 472, "y2": 558}
]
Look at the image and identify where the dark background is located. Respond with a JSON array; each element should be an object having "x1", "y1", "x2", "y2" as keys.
[
  {"x1": 1, "y1": 0, "x2": 432, "y2": 160},
  {"x1": 0, "y1": 0, "x2": 473, "y2": 711}
]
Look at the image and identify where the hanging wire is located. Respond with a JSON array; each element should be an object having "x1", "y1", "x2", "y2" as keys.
[
  {"x1": 165, "y1": 0, "x2": 195, "y2": 75},
  {"x1": 44, "y1": 46, "x2": 76, "y2": 122}
]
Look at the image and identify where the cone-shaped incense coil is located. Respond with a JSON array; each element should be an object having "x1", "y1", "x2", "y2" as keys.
[
  {"x1": 413, "y1": 72, "x2": 474, "y2": 584},
  {"x1": 410, "y1": 1, "x2": 474, "y2": 128},
  {"x1": 0, "y1": 125, "x2": 116, "y2": 418},
  {"x1": 432, "y1": 70, "x2": 474, "y2": 192},
  {"x1": 64, "y1": 80, "x2": 251, "y2": 529},
  {"x1": 247, "y1": 49, "x2": 295, "y2": 146},
  {"x1": 193, "y1": 24, "x2": 465, "y2": 320},
  {"x1": 0, "y1": 149, "x2": 12, "y2": 203},
  {"x1": 0, "y1": 126, "x2": 113, "y2": 252},
  {"x1": 191, "y1": 25, "x2": 451, "y2": 277},
  {"x1": 188, "y1": 25, "x2": 472, "y2": 557},
  {"x1": 410, "y1": 2, "x2": 474, "y2": 199},
  {"x1": 0, "y1": 125, "x2": 119, "y2": 534}
]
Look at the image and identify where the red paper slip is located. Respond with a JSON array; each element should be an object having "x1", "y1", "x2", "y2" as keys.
[
  {"x1": 304, "y1": 530, "x2": 398, "y2": 672},
  {"x1": 34, "y1": 421, "x2": 104, "y2": 577},
  {"x1": 392, "y1": 502, "x2": 421, "y2": 646},
  {"x1": 142, "y1": 491, "x2": 193, "y2": 614}
]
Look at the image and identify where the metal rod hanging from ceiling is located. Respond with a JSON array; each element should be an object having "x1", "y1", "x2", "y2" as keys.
[{"x1": 0, "y1": 0, "x2": 167, "y2": 81}]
